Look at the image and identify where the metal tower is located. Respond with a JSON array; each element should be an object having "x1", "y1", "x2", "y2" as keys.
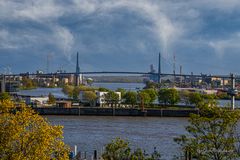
[
  {"x1": 158, "y1": 52, "x2": 161, "y2": 83},
  {"x1": 76, "y1": 52, "x2": 80, "y2": 74},
  {"x1": 75, "y1": 52, "x2": 81, "y2": 86}
]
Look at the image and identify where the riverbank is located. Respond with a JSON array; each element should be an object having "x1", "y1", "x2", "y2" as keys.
[{"x1": 33, "y1": 107, "x2": 199, "y2": 117}]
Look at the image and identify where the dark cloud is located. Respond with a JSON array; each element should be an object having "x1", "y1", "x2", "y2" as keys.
[{"x1": 0, "y1": 0, "x2": 240, "y2": 74}]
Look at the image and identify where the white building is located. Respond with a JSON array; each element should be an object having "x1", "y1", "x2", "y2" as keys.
[{"x1": 24, "y1": 96, "x2": 49, "y2": 106}]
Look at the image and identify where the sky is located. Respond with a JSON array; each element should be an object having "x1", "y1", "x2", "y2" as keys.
[{"x1": 0, "y1": 0, "x2": 240, "y2": 75}]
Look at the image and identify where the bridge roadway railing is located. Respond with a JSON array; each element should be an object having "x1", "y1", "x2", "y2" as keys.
[{"x1": 0, "y1": 71, "x2": 237, "y2": 79}]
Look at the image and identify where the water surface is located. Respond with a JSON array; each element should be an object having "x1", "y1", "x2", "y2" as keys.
[{"x1": 46, "y1": 116, "x2": 188, "y2": 159}]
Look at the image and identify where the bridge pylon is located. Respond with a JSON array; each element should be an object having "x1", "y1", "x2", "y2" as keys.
[{"x1": 158, "y1": 52, "x2": 161, "y2": 83}]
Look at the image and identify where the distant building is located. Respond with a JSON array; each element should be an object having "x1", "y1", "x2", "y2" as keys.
[
  {"x1": 56, "y1": 101, "x2": 72, "y2": 108},
  {"x1": 175, "y1": 87, "x2": 217, "y2": 95},
  {"x1": 148, "y1": 64, "x2": 158, "y2": 82},
  {"x1": 23, "y1": 96, "x2": 49, "y2": 107}
]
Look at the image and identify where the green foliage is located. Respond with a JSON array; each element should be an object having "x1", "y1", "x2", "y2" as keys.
[
  {"x1": 174, "y1": 104, "x2": 240, "y2": 160},
  {"x1": 158, "y1": 88, "x2": 180, "y2": 105},
  {"x1": 102, "y1": 138, "x2": 161, "y2": 160},
  {"x1": 83, "y1": 91, "x2": 97, "y2": 106},
  {"x1": 73, "y1": 87, "x2": 80, "y2": 100},
  {"x1": 99, "y1": 87, "x2": 110, "y2": 92},
  {"x1": 48, "y1": 93, "x2": 56, "y2": 104},
  {"x1": 116, "y1": 88, "x2": 126, "y2": 97},
  {"x1": 62, "y1": 85, "x2": 74, "y2": 98},
  {"x1": 138, "y1": 91, "x2": 151, "y2": 106},
  {"x1": 62, "y1": 85, "x2": 95, "y2": 99},
  {"x1": 188, "y1": 92, "x2": 203, "y2": 106},
  {"x1": 21, "y1": 77, "x2": 37, "y2": 89},
  {"x1": 104, "y1": 91, "x2": 119, "y2": 105},
  {"x1": 188, "y1": 92, "x2": 217, "y2": 107},
  {"x1": 123, "y1": 91, "x2": 137, "y2": 107},
  {"x1": 216, "y1": 92, "x2": 231, "y2": 99},
  {"x1": 142, "y1": 89, "x2": 157, "y2": 104},
  {"x1": 144, "y1": 81, "x2": 159, "y2": 89},
  {"x1": 179, "y1": 90, "x2": 190, "y2": 105},
  {"x1": 102, "y1": 138, "x2": 131, "y2": 160}
]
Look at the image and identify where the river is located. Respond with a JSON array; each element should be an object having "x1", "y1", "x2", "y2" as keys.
[
  {"x1": 46, "y1": 116, "x2": 188, "y2": 159},
  {"x1": 17, "y1": 83, "x2": 239, "y2": 159}
]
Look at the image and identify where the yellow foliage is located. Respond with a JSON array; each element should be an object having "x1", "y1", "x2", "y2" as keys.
[
  {"x1": 0, "y1": 99, "x2": 15, "y2": 113},
  {"x1": 0, "y1": 107, "x2": 69, "y2": 160}
]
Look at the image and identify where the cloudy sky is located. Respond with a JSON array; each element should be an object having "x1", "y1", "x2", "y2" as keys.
[{"x1": 0, "y1": 0, "x2": 240, "y2": 75}]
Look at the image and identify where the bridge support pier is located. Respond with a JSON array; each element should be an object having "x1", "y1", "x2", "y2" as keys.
[
  {"x1": 230, "y1": 74, "x2": 236, "y2": 110},
  {"x1": 1, "y1": 75, "x2": 5, "y2": 93}
]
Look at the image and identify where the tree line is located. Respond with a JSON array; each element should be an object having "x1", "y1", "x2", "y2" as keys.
[{"x1": 1, "y1": 92, "x2": 240, "y2": 159}]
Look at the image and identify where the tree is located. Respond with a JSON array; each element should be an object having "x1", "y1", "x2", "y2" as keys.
[
  {"x1": 48, "y1": 93, "x2": 56, "y2": 104},
  {"x1": 104, "y1": 91, "x2": 119, "y2": 107},
  {"x1": 99, "y1": 87, "x2": 110, "y2": 92},
  {"x1": 116, "y1": 88, "x2": 126, "y2": 98},
  {"x1": 102, "y1": 138, "x2": 161, "y2": 160},
  {"x1": 0, "y1": 106, "x2": 69, "y2": 159},
  {"x1": 62, "y1": 85, "x2": 95, "y2": 99},
  {"x1": 138, "y1": 91, "x2": 151, "y2": 106},
  {"x1": 0, "y1": 96, "x2": 15, "y2": 113},
  {"x1": 179, "y1": 90, "x2": 190, "y2": 105},
  {"x1": 143, "y1": 89, "x2": 157, "y2": 104},
  {"x1": 188, "y1": 92, "x2": 217, "y2": 107},
  {"x1": 144, "y1": 81, "x2": 159, "y2": 89},
  {"x1": 83, "y1": 91, "x2": 97, "y2": 106},
  {"x1": 174, "y1": 104, "x2": 240, "y2": 160},
  {"x1": 73, "y1": 87, "x2": 81, "y2": 100},
  {"x1": 21, "y1": 77, "x2": 37, "y2": 89},
  {"x1": 62, "y1": 85, "x2": 74, "y2": 98},
  {"x1": 188, "y1": 92, "x2": 203, "y2": 106},
  {"x1": 0, "y1": 92, "x2": 11, "y2": 101},
  {"x1": 102, "y1": 138, "x2": 131, "y2": 160},
  {"x1": 158, "y1": 88, "x2": 180, "y2": 105},
  {"x1": 123, "y1": 91, "x2": 137, "y2": 108}
]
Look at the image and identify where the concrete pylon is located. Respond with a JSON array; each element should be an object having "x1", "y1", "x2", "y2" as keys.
[{"x1": 1, "y1": 75, "x2": 5, "y2": 93}]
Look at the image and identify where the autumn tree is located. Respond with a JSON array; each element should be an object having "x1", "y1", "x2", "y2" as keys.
[
  {"x1": 174, "y1": 104, "x2": 240, "y2": 160},
  {"x1": 0, "y1": 106, "x2": 70, "y2": 160},
  {"x1": 0, "y1": 92, "x2": 15, "y2": 113}
]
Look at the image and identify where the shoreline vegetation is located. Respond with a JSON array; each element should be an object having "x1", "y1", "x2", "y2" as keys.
[{"x1": 1, "y1": 92, "x2": 240, "y2": 159}]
